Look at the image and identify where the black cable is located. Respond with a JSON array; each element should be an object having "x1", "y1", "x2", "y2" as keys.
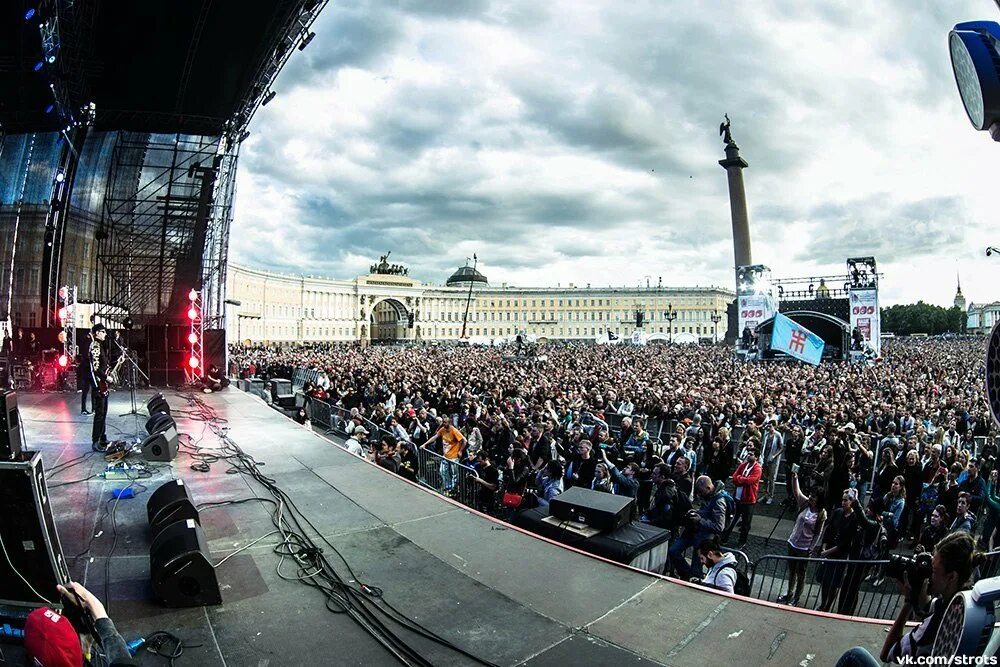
[{"x1": 173, "y1": 392, "x2": 498, "y2": 667}]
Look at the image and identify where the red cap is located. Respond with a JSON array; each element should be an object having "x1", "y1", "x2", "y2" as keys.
[{"x1": 24, "y1": 607, "x2": 82, "y2": 666}]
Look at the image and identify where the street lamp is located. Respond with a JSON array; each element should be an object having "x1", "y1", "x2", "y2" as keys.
[
  {"x1": 664, "y1": 303, "x2": 677, "y2": 344},
  {"x1": 711, "y1": 310, "x2": 722, "y2": 343}
]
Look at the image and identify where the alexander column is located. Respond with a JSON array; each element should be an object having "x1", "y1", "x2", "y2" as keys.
[{"x1": 718, "y1": 114, "x2": 753, "y2": 271}]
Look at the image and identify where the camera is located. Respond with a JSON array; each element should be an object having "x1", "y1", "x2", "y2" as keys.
[{"x1": 885, "y1": 552, "x2": 933, "y2": 591}]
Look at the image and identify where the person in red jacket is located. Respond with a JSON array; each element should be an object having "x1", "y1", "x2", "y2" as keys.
[{"x1": 732, "y1": 444, "x2": 763, "y2": 548}]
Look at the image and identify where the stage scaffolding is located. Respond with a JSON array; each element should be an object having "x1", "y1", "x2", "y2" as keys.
[{"x1": 94, "y1": 133, "x2": 236, "y2": 328}]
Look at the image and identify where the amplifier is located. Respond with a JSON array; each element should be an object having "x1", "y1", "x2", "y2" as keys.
[{"x1": 549, "y1": 486, "x2": 635, "y2": 533}]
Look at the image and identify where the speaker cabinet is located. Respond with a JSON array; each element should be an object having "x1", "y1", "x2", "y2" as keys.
[
  {"x1": 149, "y1": 519, "x2": 221, "y2": 607},
  {"x1": 147, "y1": 479, "x2": 199, "y2": 539},
  {"x1": 147, "y1": 394, "x2": 170, "y2": 416},
  {"x1": 0, "y1": 452, "x2": 69, "y2": 609},
  {"x1": 145, "y1": 412, "x2": 175, "y2": 436},
  {"x1": 0, "y1": 390, "x2": 25, "y2": 461},
  {"x1": 141, "y1": 426, "x2": 179, "y2": 462}
]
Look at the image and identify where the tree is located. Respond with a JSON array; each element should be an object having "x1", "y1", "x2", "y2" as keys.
[{"x1": 880, "y1": 302, "x2": 964, "y2": 335}]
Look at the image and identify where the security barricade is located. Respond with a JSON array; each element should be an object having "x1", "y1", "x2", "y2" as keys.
[
  {"x1": 749, "y1": 554, "x2": 900, "y2": 620},
  {"x1": 415, "y1": 446, "x2": 480, "y2": 508}
]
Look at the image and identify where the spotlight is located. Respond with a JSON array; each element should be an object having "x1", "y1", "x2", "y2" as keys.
[
  {"x1": 58, "y1": 307, "x2": 67, "y2": 320},
  {"x1": 237, "y1": 130, "x2": 251, "y2": 143},
  {"x1": 45, "y1": 104, "x2": 54, "y2": 114},
  {"x1": 262, "y1": 90, "x2": 276, "y2": 106},
  {"x1": 298, "y1": 32, "x2": 316, "y2": 50},
  {"x1": 187, "y1": 307, "x2": 198, "y2": 320},
  {"x1": 34, "y1": 61, "x2": 44, "y2": 72},
  {"x1": 188, "y1": 356, "x2": 200, "y2": 369},
  {"x1": 58, "y1": 354, "x2": 68, "y2": 368},
  {"x1": 55, "y1": 169, "x2": 65, "y2": 183},
  {"x1": 188, "y1": 288, "x2": 199, "y2": 301},
  {"x1": 58, "y1": 286, "x2": 68, "y2": 299},
  {"x1": 25, "y1": 8, "x2": 36, "y2": 20},
  {"x1": 122, "y1": 316, "x2": 133, "y2": 330},
  {"x1": 188, "y1": 332, "x2": 198, "y2": 345},
  {"x1": 46, "y1": 55, "x2": 55, "y2": 64}
]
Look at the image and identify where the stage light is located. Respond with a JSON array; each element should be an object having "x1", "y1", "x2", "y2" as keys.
[
  {"x1": 298, "y1": 32, "x2": 316, "y2": 50},
  {"x1": 58, "y1": 286, "x2": 68, "y2": 299},
  {"x1": 188, "y1": 288, "x2": 199, "y2": 301},
  {"x1": 34, "y1": 61, "x2": 44, "y2": 72},
  {"x1": 188, "y1": 356, "x2": 200, "y2": 369},
  {"x1": 55, "y1": 170, "x2": 65, "y2": 183},
  {"x1": 58, "y1": 354, "x2": 68, "y2": 368},
  {"x1": 262, "y1": 90, "x2": 276, "y2": 106},
  {"x1": 57, "y1": 331, "x2": 66, "y2": 343},
  {"x1": 46, "y1": 55, "x2": 55, "y2": 64},
  {"x1": 25, "y1": 8, "x2": 36, "y2": 20},
  {"x1": 58, "y1": 307, "x2": 67, "y2": 320},
  {"x1": 45, "y1": 104, "x2": 54, "y2": 114},
  {"x1": 187, "y1": 307, "x2": 198, "y2": 320},
  {"x1": 188, "y1": 332, "x2": 198, "y2": 345}
]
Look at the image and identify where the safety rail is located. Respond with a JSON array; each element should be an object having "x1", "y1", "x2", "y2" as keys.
[
  {"x1": 415, "y1": 446, "x2": 481, "y2": 508},
  {"x1": 750, "y1": 554, "x2": 901, "y2": 619}
]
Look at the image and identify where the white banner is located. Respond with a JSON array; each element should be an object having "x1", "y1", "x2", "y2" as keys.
[
  {"x1": 849, "y1": 288, "x2": 881, "y2": 355},
  {"x1": 737, "y1": 292, "x2": 778, "y2": 338}
]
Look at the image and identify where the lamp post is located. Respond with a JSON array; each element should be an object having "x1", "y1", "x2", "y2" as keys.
[
  {"x1": 711, "y1": 310, "x2": 722, "y2": 343},
  {"x1": 664, "y1": 303, "x2": 677, "y2": 344}
]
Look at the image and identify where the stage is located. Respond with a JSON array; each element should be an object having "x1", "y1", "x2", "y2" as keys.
[{"x1": 7, "y1": 388, "x2": 888, "y2": 666}]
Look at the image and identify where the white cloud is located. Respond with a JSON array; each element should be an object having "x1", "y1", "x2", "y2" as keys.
[{"x1": 231, "y1": 0, "x2": 998, "y2": 306}]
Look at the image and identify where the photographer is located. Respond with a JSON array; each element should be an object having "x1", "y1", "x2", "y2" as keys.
[
  {"x1": 22, "y1": 581, "x2": 136, "y2": 667},
  {"x1": 836, "y1": 532, "x2": 984, "y2": 666}
]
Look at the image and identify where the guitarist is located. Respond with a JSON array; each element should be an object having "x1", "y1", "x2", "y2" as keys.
[{"x1": 89, "y1": 324, "x2": 110, "y2": 451}]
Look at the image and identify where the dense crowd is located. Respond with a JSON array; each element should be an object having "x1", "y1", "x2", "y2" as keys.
[{"x1": 230, "y1": 337, "x2": 999, "y2": 613}]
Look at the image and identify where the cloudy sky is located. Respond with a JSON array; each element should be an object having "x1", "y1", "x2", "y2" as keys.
[{"x1": 230, "y1": 0, "x2": 1000, "y2": 306}]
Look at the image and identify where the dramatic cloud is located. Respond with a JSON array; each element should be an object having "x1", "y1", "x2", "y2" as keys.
[{"x1": 231, "y1": 0, "x2": 999, "y2": 305}]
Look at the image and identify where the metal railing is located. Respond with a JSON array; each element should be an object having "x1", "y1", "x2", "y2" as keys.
[
  {"x1": 750, "y1": 554, "x2": 901, "y2": 619},
  {"x1": 415, "y1": 446, "x2": 481, "y2": 508}
]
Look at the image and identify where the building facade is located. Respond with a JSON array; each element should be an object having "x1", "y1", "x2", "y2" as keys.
[
  {"x1": 967, "y1": 302, "x2": 1000, "y2": 334},
  {"x1": 226, "y1": 263, "x2": 734, "y2": 344}
]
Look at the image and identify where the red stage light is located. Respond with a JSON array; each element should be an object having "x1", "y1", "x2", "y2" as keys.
[
  {"x1": 58, "y1": 354, "x2": 68, "y2": 367},
  {"x1": 188, "y1": 356, "x2": 200, "y2": 369},
  {"x1": 58, "y1": 307, "x2": 67, "y2": 320},
  {"x1": 187, "y1": 307, "x2": 198, "y2": 320},
  {"x1": 188, "y1": 332, "x2": 198, "y2": 344}
]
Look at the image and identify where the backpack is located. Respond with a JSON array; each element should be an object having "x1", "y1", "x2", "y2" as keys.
[
  {"x1": 720, "y1": 562, "x2": 751, "y2": 596},
  {"x1": 716, "y1": 489, "x2": 737, "y2": 540}
]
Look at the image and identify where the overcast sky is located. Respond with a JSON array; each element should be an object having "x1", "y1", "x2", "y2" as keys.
[{"x1": 230, "y1": 0, "x2": 1000, "y2": 307}]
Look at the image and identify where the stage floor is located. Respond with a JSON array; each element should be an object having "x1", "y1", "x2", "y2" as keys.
[{"x1": 7, "y1": 388, "x2": 887, "y2": 666}]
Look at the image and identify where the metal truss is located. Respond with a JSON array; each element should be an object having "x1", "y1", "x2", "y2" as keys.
[
  {"x1": 94, "y1": 132, "x2": 236, "y2": 325},
  {"x1": 227, "y1": 0, "x2": 329, "y2": 143}
]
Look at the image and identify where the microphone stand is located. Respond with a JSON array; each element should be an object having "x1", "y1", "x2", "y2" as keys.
[{"x1": 113, "y1": 334, "x2": 148, "y2": 423}]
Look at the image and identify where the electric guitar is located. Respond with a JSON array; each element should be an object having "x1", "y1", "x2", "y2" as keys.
[{"x1": 98, "y1": 355, "x2": 127, "y2": 396}]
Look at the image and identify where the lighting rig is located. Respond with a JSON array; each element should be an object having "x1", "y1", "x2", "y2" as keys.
[{"x1": 186, "y1": 289, "x2": 204, "y2": 384}]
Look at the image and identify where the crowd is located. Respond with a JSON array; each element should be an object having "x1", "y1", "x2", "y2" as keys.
[{"x1": 230, "y1": 337, "x2": 998, "y2": 609}]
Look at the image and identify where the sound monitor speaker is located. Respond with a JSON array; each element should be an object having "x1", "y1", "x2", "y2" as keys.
[
  {"x1": 141, "y1": 426, "x2": 178, "y2": 462},
  {"x1": 987, "y1": 322, "x2": 1000, "y2": 429},
  {"x1": 0, "y1": 390, "x2": 25, "y2": 461},
  {"x1": 145, "y1": 412, "x2": 175, "y2": 435},
  {"x1": 147, "y1": 479, "x2": 199, "y2": 539},
  {"x1": 149, "y1": 519, "x2": 221, "y2": 607},
  {"x1": 147, "y1": 394, "x2": 170, "y2": 416},
  {"x1": 0, "y1": 452, "x2": 70, "y2": 611},
  {"x1": 549, "y1": 486, "x2": 636, "y2": 532}
]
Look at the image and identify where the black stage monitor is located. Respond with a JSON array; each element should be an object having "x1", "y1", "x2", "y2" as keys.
[
  {"x1": 549, "y1": 486, "x2": 636, "y2": 533},
  {"x1": 0, "y1": 452, "x2": 69, "y2": 610}
]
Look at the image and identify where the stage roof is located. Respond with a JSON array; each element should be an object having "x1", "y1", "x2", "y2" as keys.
[{"x1": 0, "y1": 0, "x2": 319, "y2": 136}]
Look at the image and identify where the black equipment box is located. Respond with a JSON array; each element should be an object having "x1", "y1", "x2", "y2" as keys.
[
  {"x1": 549, "y1": 486, "x2": 636, "y2": 532},
  {"x1": 0, "y1": 452, "x2": 69, "y2": 616}
]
